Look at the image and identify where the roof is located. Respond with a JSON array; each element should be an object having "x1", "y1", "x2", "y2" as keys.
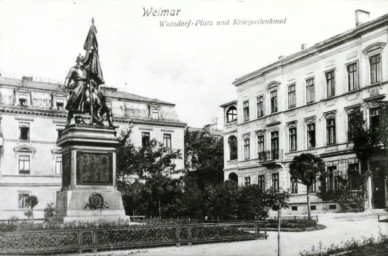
[
  {"x1": 0, "y1": 76, "x2": 175, "y2": 106},
  {"x1": 101, "y1": 86, "x2": 174, "y2": 106},
  {"x1": 187, "y1": 125, "x2": 223, "y2": 137},
  {"x1": 233, "y1": 12, "x2": 388, "y2": 86}
]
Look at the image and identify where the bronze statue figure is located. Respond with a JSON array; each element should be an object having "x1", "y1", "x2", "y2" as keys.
[{"x1": 64, "y1": 19, "x2": 113, "y2": 128}]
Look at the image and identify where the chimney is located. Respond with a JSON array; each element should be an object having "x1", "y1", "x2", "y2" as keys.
[
  {"x1": 21, "y1": 76, "x2": 33, "y2": 87},
  {"x1": 22, "y1": 76, "x2": 33, "y2": 81},
  {"x1": 301, "y1": 44, "x2": 307, "y2": 50},
  {"x1": 355, "y1": 9, "x2": 370, "y2": 26},
  {"x1": 278, "y1": 55, "x2": 284, "y2": 60}
]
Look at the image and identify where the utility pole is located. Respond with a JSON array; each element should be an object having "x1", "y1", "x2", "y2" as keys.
[{"x1": 277, "y1": 207, "x2": 281, "y2": 256}]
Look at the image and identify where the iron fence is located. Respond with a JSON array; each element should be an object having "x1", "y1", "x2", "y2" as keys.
[{"x1": 0, "y1": 222, "x2": 267, "y2": 255}]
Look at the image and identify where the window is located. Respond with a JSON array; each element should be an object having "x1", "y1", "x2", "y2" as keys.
[
  {"x1": 244, "y1": 177, "x2": 251, "y2": 186},
  {"x1": 141, "y1": 132, "x2": 150, "y2": 147},
  {"x1": 244, "y1": 138, "x2": 250, "y2": 160},
  {"x1": 307, "y1": 123, "x2": 316, "y2": 148},
  {"x1": 226, "y1": 106, "x2": 237, "y2": 123},
  {"x1": 163, "y1": 134, "x2": 172, "y2": 149},
  {"x1": 288, "y1": 84, "x2": 296, "y2": 109},
  {"x1": 329, "y1": 205, "x2": 337, "y2": 210},
  {"x1": 370, "y1": 108, "x2": 380, "y2": 136},
  {"x1": 289, "y1": 127, "x2": 297, "y2": 152},
  {"x1": 19, "y1": 98, "x2": 27, "y2": 106},
  {"x1": 327, "y1": 166, "x2": 337, "y2": 191},
  {"x1": 19, "y1": 123, "x2": 30, "y2": 141},
  {"x1": 257, "y1": 96, "x2": 264, "y2": 118},
  {"x1": 19, "y1": 155, "x2": 30, "y2": 174},
  {"x1": 257, "y1": 135, "x2": 265, "y2": 157},
  {"x1": 311, "y1": 205, "x2": 317, "y2": 211},
  {"x1": 348, "y1": 163, "x2": 360, "y2": 190},
  {"x1": 326, "y1": 118, "x2": 336, "y2": 145},
  {"x1": 291, "y1": 178, "x2": 298, "y2": 194},
  {"x1": 348, "y1": 114, "x2": 354, "y2": 142},
  {"x1": 258, "y1": 175, "x2": 265, "y2": 192},
  {"x1": 55, "y1": 157, "x2": 62, "y2": 175},
  {"x1": 326, "y1": 70, "x2": 335, "y2": 97},
  {"x1": 347, "y1": 62, "x2": 359, "y2": 91},
  {"x1": 291, "y1": 206, "x2": 298, "y2": 211},
  {"x1": 309, "y1": 178, "x2": 317, "y2": 193},
  {"x1": 151, "y1": 110, "x2": 159, "y2": 119},
  {"x1": 228, "y1": 136, "x2": 238, "y2": 160},
  {"x1": 271, "y1": 131, "x2": 279, "y2": 160},
  {"x1": 56, "y1": 102, "x2": 64, "y2": 110},
  {"x1": 18, "y1": 193, "x2": 30, "y2": 209},
  {"x1": 369, "y1": 54, "x2": 382, "y2": 84},
  {"x1": 306, "y1": 78, "x2": 315, "y2": 103},
  {"x1": 243, "y1": 101, "x2": 249, "y2": 122},
  {"x1": 272, "y1": 173, "x2": 279, "y2": 192},
  {"x1": 270, "y1": 91, "x2": 278, "y2": 113}
]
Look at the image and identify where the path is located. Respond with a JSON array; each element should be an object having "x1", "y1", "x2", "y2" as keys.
[{"x1": 77, "y1": 211, "x2": 388, "y2": 256}]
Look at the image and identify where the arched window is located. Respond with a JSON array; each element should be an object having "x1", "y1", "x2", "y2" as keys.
[
  {"x1": 228, "y1": 136, "x2": 238, "y2": 160},
  {"x1": 226, "y1": 106, "x2": 237, "y2": 123},
  {"x1": 228, "y1": 172, "x2": 238, "y2": 183}
]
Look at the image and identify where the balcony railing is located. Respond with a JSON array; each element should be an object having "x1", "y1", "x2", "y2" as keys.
[{"x1": 258, "y1": 149, "x2": 282, "y2": 162}]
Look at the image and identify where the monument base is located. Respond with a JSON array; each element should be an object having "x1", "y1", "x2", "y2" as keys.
[{"x1": 51, "y1": 190, "x2": 130, "y2": 224}]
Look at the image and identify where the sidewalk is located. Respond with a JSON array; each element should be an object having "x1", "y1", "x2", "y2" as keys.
[{"x1": 76, "y1": 211, "x2": 388, "y2": 256}]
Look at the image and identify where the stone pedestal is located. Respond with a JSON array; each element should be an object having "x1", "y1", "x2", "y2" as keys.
[{"x1": 51, "y1": 124, "x2": 129, "y2": 223}]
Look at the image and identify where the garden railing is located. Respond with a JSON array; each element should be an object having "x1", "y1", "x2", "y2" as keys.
[{"x1": 0, "y1": 221, "x2": 267, "y2": 255}]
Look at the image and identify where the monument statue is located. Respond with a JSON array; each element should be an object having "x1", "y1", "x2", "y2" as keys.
[
  {"x1": 64, "y1": 18, "x2": 113, "y2": 127},
  {"x1": 52, "y1": 18, "x2": 128, "y2": 224}
]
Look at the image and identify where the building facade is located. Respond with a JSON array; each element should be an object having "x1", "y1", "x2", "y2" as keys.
[
  {"x1": 221, "y1": 11, "x2": 388, "y2": 214},
  {"x1": 0, "y1": 76, "x2": 185, "y2": 219}
]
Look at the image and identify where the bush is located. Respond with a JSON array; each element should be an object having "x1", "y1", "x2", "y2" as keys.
[
  {"x1": 300, "y1": 234, "x2": 388, "y2": 256},
  {"x1": 266, "y1": 219, "x2": 317, "y2": 229},
  {"x1": 43, "y1": 202, "x2": 55, "y2": 221},
  {"x1": 24, "y1": 210, "x2": 33, "y2": 219}
]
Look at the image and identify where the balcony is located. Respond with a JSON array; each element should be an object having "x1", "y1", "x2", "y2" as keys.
[{"x1": 258, "y1": 149, "x2": 283, "y2": 163}]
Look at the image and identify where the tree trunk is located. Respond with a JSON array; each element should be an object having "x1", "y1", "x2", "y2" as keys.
[
  {"x1": 306, "y1": 187, "x2": 311, "y2": 220},
  {"x1": 158, "y1": 200, "x2": 162, "y2": 219}
]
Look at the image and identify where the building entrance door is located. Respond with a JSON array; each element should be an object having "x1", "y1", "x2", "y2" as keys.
[{"x1": 370, "y1": 161, "x2": 386, "y2": 209}]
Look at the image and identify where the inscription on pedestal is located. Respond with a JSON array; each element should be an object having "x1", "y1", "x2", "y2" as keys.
[{"x1": 76, "y1": 152, "x2": 113, "y2": 185}]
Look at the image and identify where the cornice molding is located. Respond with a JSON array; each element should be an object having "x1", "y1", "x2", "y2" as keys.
[
  {"x1": 0, "y1": 107, "x2": 187, "y2": 128},
  {"x1": 362, "y1": 41, "x2": 386, "y2": 55},
  {"x1": 13, "y1": 145, "x2": 36, "y2": 154}
]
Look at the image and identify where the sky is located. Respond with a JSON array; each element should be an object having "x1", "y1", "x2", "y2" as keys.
[{"x1": 0, "y1": 0, "x2": 388, "y2": 128}]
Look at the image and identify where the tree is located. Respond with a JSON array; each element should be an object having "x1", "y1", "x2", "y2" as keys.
[
  {"x1": 116, "y1": 128, "x2": 183, "y2": 218},
  {"x1": 207, "y1": 180, "x2": 240, "y2": 220},
  {"x1": 351, "y1": 109, "x2": 379, "y2": 173},
  {"x1": 184, "y1": 128, "x2": 224, "y2": 188},
  {"x1": 25, "y1": 195, "x2": 38, "y2": 222},
  {"x1": 239, "y1": 185, "x2": 268, "y2": 219},
  {"x1": 238, "y1": 185, "x2": 290, "y2": 219},
  {"x1": 290, "y1": 153, "x2": 325, "y2": 220}
]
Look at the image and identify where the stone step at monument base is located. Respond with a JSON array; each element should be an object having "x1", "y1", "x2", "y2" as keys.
[
  {"x1": 51, "y1": 190, "x2": 129, "y2": 224},
  {"x1": 50, "y1": 214, "x2": 130, "y2": 224}
]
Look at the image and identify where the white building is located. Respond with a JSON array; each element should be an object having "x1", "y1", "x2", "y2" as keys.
[
  {"x1": 221, "y1": 10, "x2": 388, "y2": 214},
  {"x1": 0, "y1": 75, "x2": 185, "y2": 219}
]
